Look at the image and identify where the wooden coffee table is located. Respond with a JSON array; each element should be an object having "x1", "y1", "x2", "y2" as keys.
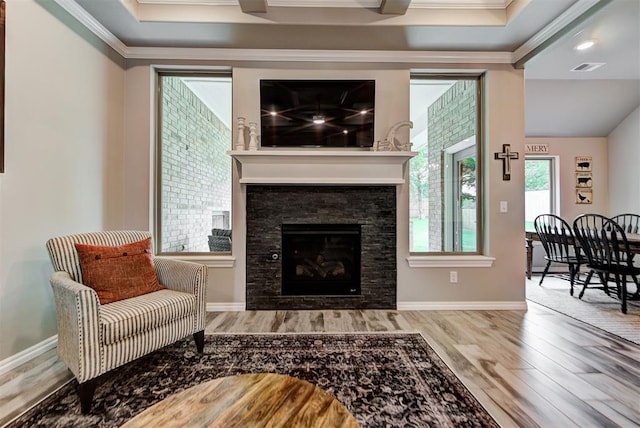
[{"x1": 122, "y1": 373, "x2": 360, "y2": 427}]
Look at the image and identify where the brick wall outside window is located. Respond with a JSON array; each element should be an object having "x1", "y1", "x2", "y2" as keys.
[
  {"x1": 160, "y1": 77, "x2": 231, "y2": 252},
  {"x1": 427, "y1": 80, "x2": 477, "y2": 251}
]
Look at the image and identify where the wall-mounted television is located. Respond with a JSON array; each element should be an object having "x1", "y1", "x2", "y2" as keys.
[{"x1": 260, "y1": 79, "x2": 375, "y2": 148}]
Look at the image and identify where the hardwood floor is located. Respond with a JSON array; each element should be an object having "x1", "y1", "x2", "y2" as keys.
[
  {"x1": 122, "y1": 373, "x2": 359, "y2": 428},
  {"x1": 1, "y1": 303, "x2": 639, "y2": 427}
]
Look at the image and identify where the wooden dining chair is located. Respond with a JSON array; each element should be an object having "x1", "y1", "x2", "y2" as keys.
[
  {"x1": 611, "y1": 213, "x2": 640, "y2": 234},
  {"x1": 572, "y1": 214, "x2": 640, "y2": 313},
  {"x1": 533, "y1": 214, "x2": 586, "y2": 295}
]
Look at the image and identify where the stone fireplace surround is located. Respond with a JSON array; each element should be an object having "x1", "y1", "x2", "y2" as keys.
[{"x1": 246, "y1": 185, "x2": 396, "y2": 310}]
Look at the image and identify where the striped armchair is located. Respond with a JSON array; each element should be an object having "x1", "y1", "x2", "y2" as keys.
[{"x1": 46, "y1": 231, "x2": 207, "y2": 414}]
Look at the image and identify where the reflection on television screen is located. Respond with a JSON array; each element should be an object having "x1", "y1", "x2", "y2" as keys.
[{"x1": 260, "y1": 80, "x2": 375, "y2": 148}]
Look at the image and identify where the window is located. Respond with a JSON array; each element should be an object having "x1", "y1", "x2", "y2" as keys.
[
  {"x1": 409, "y1": 75, "x2": 483, "y2": 253},
  {"x1": 156, "y1": 72, "x2": 232, "y2": 254},
  {"x1": 525, "y1": 157, "x2": 558, "y2": 231}
]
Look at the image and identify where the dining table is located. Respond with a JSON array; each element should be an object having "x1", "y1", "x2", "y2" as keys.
[{"x1": 525, "y1": 231, "x2": 640, "y2": 280}]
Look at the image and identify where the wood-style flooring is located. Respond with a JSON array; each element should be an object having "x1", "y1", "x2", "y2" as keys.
[
  {"x1": 1, "y1": 302, "x2": 639, "y2": 427},
  {"x1": 122, "y1": 373, "x2": 359, "y2": 428}
]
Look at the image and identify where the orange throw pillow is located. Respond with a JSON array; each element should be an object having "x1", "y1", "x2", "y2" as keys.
[{"x1": 75, "y1": 238, "x2": 165, "y2": 304}]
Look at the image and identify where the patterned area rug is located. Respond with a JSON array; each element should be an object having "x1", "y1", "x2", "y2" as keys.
[
  {"x1": 9, "y1": 333, "x2": 498, "y2": 427},
  {"x1": 526, "y1": 277, "x2": 640, "y2": 344}
]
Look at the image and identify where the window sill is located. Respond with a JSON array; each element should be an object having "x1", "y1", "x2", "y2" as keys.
[
  {"x1": 406, "y1": 255, "x2": 495, "y2": 268},
  {"x1": 155, "y1": 255, "x2": 235, "y2": 268}
]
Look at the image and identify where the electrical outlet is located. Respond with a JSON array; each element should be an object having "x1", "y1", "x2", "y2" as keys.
[{"x1": 449, "y1": 271, "x2": 458, "y2": 283}]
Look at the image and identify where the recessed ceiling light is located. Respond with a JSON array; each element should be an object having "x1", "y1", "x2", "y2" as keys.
[
  {"x1": 575, "y1": 40, "x2": 596, "y2": 51},
  {"x1": 313, "y1": 115, "x2": 325, "y2": 124},
  {"x1": 270, "y1": 111, "x2": 277, "y2": 116}
]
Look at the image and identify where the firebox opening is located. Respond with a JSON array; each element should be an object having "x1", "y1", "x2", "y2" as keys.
[{"x1": 281, "y1": 224, "x2": 361, "y2": 296}]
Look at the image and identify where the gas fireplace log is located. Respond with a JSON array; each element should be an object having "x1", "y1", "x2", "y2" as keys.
[
  {"x1": 332, "y1": 261, "x2": 346, "y2": 276},
  {"x1": 305, "y1": 258, "x2": 328, "y2": 278},
  {"x1": 295, "y1": 264, "x2": 315, "y2": 277}
]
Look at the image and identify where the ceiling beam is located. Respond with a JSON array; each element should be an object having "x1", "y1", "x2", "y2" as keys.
[
  {"x1": 380, "y1": 0, "x2": 411, "y2": 15},
  {"x1": 514, "y1": 0, "x2": 612, "y2": 69},
  {"x1": 239, "y1": 0, "x2": 268, "y2": 13}
]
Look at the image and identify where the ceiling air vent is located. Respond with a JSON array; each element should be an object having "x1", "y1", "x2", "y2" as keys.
[{"x1": 571, "y1": 63, "x2": 605, "y2": 72}]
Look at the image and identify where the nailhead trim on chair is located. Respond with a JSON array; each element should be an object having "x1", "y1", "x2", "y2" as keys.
[{"x1": 46, "y1": 231, "x2": 207, "y2": 391}]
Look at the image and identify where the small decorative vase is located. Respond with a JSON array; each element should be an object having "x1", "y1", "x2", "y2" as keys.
[
  {"x1": 235, "y1": 117, "x2": 246, "y2": 150},
  {"x1": 248, "y1": 122, "x2": 258, "y2": 151}
]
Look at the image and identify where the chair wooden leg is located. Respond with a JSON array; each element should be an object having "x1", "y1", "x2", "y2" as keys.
[
  {"x1": 578, "y1": 270, "x2": 594, "y2": 299},
  {"x1": 539, "y1": 261, "x2": 551, "y2": 286},
  {"x1": 631, "y1": 275, "x2": 640, "y2": 300},
  {"x1": 77, "y1": 378, "x2": 98, "y2": 414},
  {"x1": 569, "y1": 264, "x2": 577, "y2": 296},
  {"x1": 583, "y1": 270, "x2": 593, "y2": 288},
  {"x1": 621, "y1": 276, "x2": 628, "y2": 314},
  {"x1": 600, "y1": 272, "x2": 610, "y2": 295},
  {"x1": 194, "y1": 330, "x2": 205, "y2": 353}
]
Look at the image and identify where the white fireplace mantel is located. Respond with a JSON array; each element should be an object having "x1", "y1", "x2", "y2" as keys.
[{"x1": 228, "y1": 150, "x2": 417, "y2": 185}]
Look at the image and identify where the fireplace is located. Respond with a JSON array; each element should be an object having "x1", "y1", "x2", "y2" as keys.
[
  {"x1": 282, "y1": 224, "x2": 361, "y2": 296},
  {"x1": 246, "y1": 185, "x2": 396, "y2": 310}
]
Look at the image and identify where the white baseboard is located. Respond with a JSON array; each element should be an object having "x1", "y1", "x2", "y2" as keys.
[
  {"x1": 397, "y1": 301, "x2": 528, "y2": 311},
  {"x1": 206, "y1": 301, "x2": 529, "y2": 311},
  {"x1": 0, "y1": 335, "x2": 58, "y2": 377},
  {"x1": 206, "y1": 302, "x2": 245, "y2": 312}
]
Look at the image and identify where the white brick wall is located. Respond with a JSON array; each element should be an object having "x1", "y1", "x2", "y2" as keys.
[{"x1": 160, "y1": 77, "x2": 232, "y2": 252}]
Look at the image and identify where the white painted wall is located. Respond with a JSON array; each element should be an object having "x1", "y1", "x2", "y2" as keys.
[
  {"x1": 608, "y1": 106, "x2": 640, "y2": 215},
  {"x1": 0, "y1": 1, "x2": 126, "y2": 361}
]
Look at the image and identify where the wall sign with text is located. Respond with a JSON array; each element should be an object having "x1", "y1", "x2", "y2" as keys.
[{"x1": 524, "y1": 143, "x2": 549, "y2": 154}]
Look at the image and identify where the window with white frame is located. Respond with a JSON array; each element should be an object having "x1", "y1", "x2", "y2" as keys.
[
  {"x1": 525, "y1": 157, "x2": 558, "y2": 230},
  {"x1": 156, "y1": 72, "x2": 233, "y2": 254},
  {"x1": 409, "y1": 75, "x2": 483, "y2": 253}
]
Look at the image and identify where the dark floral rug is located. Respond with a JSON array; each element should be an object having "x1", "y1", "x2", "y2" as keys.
[{"x1": 9, "y1": 333, "x2": 498, "y2": 427}]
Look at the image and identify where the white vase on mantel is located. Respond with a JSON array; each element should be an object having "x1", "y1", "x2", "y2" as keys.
[
  {"x1": 248, "y1": 122, "x2": 259, "y2": 151},
  {"x1": 235, "y1": 117, "x2": 246, "y2": 151}
]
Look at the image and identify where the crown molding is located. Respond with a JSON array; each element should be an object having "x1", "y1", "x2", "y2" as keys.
[
  {"x1": 136, "y1": 0, "x2": 512, "y2": 8},
  {"x1": 410, "y1": 0, "x2": 511, "y2": 9},
  {"x1": 53, "y1": 0, "x2": 128, "y2": 57},
  {"x1": 125, "y1": 46, "x2": 514, "y2": 63},
  {"x1": 54, "y1": 0, "x2": 513, "y2": 64},
  {"x1": 512, "y1": 0, "x2": 601, "y2": 66}
]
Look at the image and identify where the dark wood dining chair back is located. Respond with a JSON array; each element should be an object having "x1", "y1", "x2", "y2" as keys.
[
  {"x1": 611, "y1": 213, "x2": 640, "y2": 234},
  {"x1": 533, "y1": 214, "x2": 584, "y2": 294},
  {"x1": 572, "y1": 214, "x2": 640, "y2": 314}
]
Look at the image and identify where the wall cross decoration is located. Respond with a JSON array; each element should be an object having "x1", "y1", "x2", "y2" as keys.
[{"x1": 494, "y1": 144, "x2": 519, "y2": 181}]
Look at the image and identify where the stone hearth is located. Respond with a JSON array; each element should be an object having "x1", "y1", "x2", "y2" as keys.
[{"x1": 246, "y1": 185, "x2": 396, "y2": 310}]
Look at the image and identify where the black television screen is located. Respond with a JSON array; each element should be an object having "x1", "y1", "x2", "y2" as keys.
[{"x1": 260, "y1": 80, "x2": 375, "y2": 148}]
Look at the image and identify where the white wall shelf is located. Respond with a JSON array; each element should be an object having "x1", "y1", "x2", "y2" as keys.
[{"x1": 228, "y1": 150, "x2": 417, "y2": 185}]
